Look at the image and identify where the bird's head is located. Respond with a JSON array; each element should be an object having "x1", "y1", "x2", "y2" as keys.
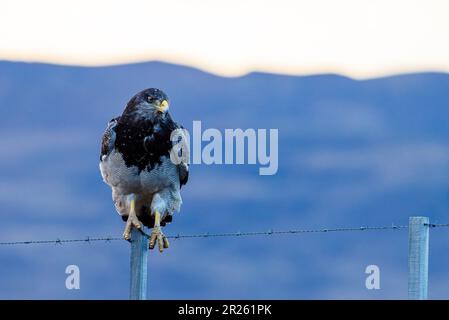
[{"x1": 124, "y1": 88, "x2": 170, "y2": 116}]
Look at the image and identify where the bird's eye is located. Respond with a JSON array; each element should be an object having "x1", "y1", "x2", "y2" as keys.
[{"x1": 147, "y1": 96, "x2": 154, "y2": 103}]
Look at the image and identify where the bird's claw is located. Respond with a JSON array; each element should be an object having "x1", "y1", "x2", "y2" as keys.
[
  {"x1": 149, "y1": 226, "x2": 169, "y2": 252},
  {"x1": 123, "y1": 214, "x2": 142, "y2": 241}
]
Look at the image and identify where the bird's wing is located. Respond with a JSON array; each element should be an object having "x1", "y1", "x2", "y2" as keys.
[
  {"x1": 179, "y1": 160, "x2": 189, "y2": 188},
  {"x1": 173, "y1": 123, "x2": 189, "y2": 188},
  {"x1": 100, "y1": 117, "x2": 120, "y2": 160}
]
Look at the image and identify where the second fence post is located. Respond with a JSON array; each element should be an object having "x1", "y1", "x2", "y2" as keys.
[
  {"x1": 129, "y1": 227, "x2": 149, "y2": 300},
  {"x1": 408, "y1": 216, "x2": 430, "y2": 300}
]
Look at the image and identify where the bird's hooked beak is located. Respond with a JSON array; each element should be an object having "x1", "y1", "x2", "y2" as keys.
[{"x1": 156, "y1": 100, "x2": 169, "y2": 113}]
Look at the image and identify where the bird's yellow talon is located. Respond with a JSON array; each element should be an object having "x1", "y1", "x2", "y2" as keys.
[
  {"x1": 148, "y1": 213, "x2": 167, "y2": 252},
  {"x1": 149, "y1": 232, "x2": 157, "y2": 249},
  {"x1": 157, "y1": 234, "x2": 164, "y2": 252},
  {"x1": 122, "y1": 196, "x2": 143, "y2": 242},
  {"x1": 163, "y1": 237, "x2": 169, "y2": 249}
]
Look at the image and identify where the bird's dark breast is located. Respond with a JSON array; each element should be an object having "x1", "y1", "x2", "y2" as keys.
[{"x1": 114, "y1": 114, "x2": 177, "y2": 172}]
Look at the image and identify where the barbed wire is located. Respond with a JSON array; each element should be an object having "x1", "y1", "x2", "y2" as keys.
[
  {"x1": 0, "y1": 222, "x2": 447, "y2": 247},
  {"x1": 0, "y1": 236, "x2": 122, "y2": 246},
  {"x1": 154, "y1": 224, "x2": 409, "y2": 239}
]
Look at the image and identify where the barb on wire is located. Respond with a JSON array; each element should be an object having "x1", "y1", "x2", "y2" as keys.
[{"x1": 0, "y1": 222, "x2": 447, "y2": 247}]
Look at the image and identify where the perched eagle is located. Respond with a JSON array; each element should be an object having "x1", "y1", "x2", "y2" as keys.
[{"x1": 99, "y1": 88, "x2": 188, "y2": 252}]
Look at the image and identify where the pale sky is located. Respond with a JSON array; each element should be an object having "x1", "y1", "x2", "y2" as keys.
[{"x1": 0, "y1": 0, "x2": 448, "y2": 78}]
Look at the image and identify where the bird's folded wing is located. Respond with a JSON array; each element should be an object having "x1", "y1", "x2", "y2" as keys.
[
  {"x1": 100, "y1": 116, "x2": 120, "y2": 160},
  {"x1": 173, "y1": 123, "x2": 189, "y2": 187}
]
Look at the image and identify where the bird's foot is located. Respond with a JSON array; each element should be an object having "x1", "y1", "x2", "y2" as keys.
[
  {"x1": 149, "y1": 226, "x2": 169, "y2": 253},
  {"x1": 123, "y1": 213, "x2": 142, "y2": 241}
]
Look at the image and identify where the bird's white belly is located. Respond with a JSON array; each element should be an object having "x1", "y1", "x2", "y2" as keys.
[
  {"x1": 100, "y1": 150, "x2": 179, "y2": 196},
  {"x1": 139, "y1": 157, "x2": 180, "y2": 192}
]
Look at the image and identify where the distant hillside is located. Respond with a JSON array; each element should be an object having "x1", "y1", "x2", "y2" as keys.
[{"x1": 1, "y1": 60, "x2": 449, "y2": 299}]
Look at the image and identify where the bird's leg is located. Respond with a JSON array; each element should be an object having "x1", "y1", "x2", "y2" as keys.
[
  {"x1": 123, "y1": 194, "x2": 142, "y2": 241},
  {"x1": 149, "y1": 211, "x2": 169, "y2": 252}
]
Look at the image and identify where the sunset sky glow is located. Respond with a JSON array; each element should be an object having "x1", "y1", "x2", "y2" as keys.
[{"x1": 1, "y1": 0, "x2": 448, "y2": 78}]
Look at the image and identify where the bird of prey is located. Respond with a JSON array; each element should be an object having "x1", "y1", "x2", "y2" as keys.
[{"x1": 99, "y1": 88, "x2": 189, "y2": 252}]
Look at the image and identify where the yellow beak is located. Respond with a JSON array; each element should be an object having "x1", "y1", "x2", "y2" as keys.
[{"x1": 157, "y1": 100, "x2": 169, "y2": 112}]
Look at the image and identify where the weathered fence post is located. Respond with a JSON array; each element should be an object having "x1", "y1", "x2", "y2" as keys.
[
  {"x1": 408, "y1": 216, "x2": 430, "y2": 300},
  {"x1": 130, "y1": 227, "x2": 148, "y2": 300}
]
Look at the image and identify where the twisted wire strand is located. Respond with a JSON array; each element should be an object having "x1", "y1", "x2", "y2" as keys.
[
  {"x1": 0, "y1": 223, "x2": 422, "y2": 246},
  {"x1": 1, "y1": 222, "x2": 447, "y2": 246},
  {"x1": 0, "y1": 236, "x2": 122, "y2": 246},
  {"x1": 157, "y1": 224, "x2": 409, "y2": 239}
]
